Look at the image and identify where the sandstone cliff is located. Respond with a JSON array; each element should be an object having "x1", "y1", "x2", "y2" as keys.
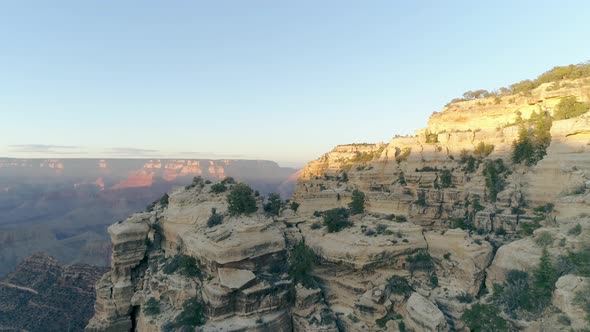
[{"x1": 87, "y1": 74, "x2": 590, "y2": 331}]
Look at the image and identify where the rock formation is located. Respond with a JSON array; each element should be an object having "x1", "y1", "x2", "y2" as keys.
[{"x1": 87, "y1": 73, "x2": 590, "y2": 331}]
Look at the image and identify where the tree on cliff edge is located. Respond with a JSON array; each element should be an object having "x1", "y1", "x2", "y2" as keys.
[{"x1": 227, "y1": 183, "x2": 258, "y2": 215}]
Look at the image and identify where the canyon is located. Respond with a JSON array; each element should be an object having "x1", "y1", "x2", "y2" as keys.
[
  {"x1": 84, "y1": 70, "x2": 590, "y2": 331},
  {"x1": 0, "y1": 159, "x2": 298, "y2": 277}
]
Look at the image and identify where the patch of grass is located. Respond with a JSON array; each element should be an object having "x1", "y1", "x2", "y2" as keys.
[{"x1": 534, "y1": 231, "x2": 554, "y2": 247}]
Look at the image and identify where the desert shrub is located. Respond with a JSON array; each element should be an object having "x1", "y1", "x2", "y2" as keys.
[
  {"x1": 443, "y1": 253, "x2": 451, "y2": 260},
  {"x1": 450, "y1": 218, "x2": 475, "y2": 231},
  {"x1": 387, "y1": 275, "x2": 412, "y2": 296},
  {"x1": 512, "y1": 111, "x2": 552, "y2": 166},
  {"x1": 456, "y1": 293, "x2": 473, "y2": 303},
  {"x1": 168, "y1": 298, "x2": 206, "y2": 328},
  {"x1": 364, "y1": 228, "x2": 376, "y2": 236},
  {"x1": 520, "y1": 221, "x2": 542, "y2": 236},
  {"x1": 349, "y1": 190, "x2": 366, "y2": 215},
  {"x1": 340, "y1": 171, "x2": 349, "y2": 182},
  {"x1": 163, "y1": 255, "x2": 201, "y2": 278},
  {"x1": 207, "y1": 208, "x2": 223, "y2": 227},
  {"x1": 227, "y1": 183, "x2": 257, "y2": 215},
  {"x1": 554, "y1": 96, "x2": 590, "y2": 120},
  {"x1": 558, "y1": 247, "x2": 590, "y2": 277},
  {"x1": 574, "y1": 283, "x2": 590, "y2": 324},
  {"x1": 395, "y1": 147, "x2": 412, "y2": 164},
  {"x1": 204, "y1": 179, "x2": 212, "y2": 184},
  {"x1": 462, "y1": 303, "x2": 510, "y2": 331},
  {"x1": 534, "y1": 231, "x2": 554, "y2": 247},
  {"x1": 406, "y1": 251, "x2": 434, "y2": 272},
  {"x1": 290, "y1": 201, "x2": 300, "y2": 212},
  {"x1": 492, "y1": 270, "x2": 532, "y2": 317},
  {"x1": 440, "y1": 169, "x2": 452, "y2": 188},
  {"x1": 398, "y1": 172, "x2": 407, "y2": 186},
  {"x1": 568, "y1": 223, "x2": 582, "y2": 236},
  {"x1": 210, "y1": 182, "x2": 227, "y2": 193},
  {"x1": 263, "y1": 192, "x2": 282, "y2": 216},
  {"x1": 221, "y1": 176, "x2": 236, "y2": 184},
  {"x1": 494, "y1": 227, "x2": 507, "y2": 236},
  {"x1": 483, "y1": 159, "x2": 507, "y2": 201},
  {"x1": 473, "y1": 142, "x2": 495, "y2": 157},
  {"x1": 310, "y1": 222, "x2": 322, "y2": 230},
  {"x1": 398, "y1": 321, "x2": 406, "y2": 332},
  {"x1": 143, "y1": 298, "x2": 160, "y2": 316},
  {"x1": 395, "y1": 215, "x2": 407, "y2": 223},
  {"x1": 186, "y1": 176, "x2": 205, "y2": 189},
  {"x1": 414, "y1": 190, "x2": 427, "y2": 207},
  {"x1": 425, "y1": 133, "x2": 439, "y2": 143},
  {"x1": 288, "y1": 241, "x2": 317, "y2": 287},
  {"x1": 531, "y1": 247, "x2": 558, "y2": 309},
  {"x1": 323, "y1": 208, "x2": 351, "y2": 232}
]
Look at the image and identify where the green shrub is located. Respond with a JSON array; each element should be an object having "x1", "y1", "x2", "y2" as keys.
[
  {"x1": 310, "y1": 222, "x2": 322, "y2": 230},
  {"x1": 143, "y1": 298, "x2": 160, "y2": 316},
  {"x1": 474, "y1": 142, "x2": 495, "y2": 158},
  {"x1": 210, "y1": 182, "x2": 227, "y2": 193},
  {"x1": 323, "y1": 208, "x2": 351, "y2": 232},
  {"x1": 414, "y1": 191, "x2": 427, "y2": 207},
  {"x1": 395, "y1": 147, "x2": 412, "y2": 164},
  {"x1": 512, "y1": 111, "x2": 552, "y2": 166},
  {"x1": 494, "y1": 227, "x2": 507, "y2": 236},
  {"x1": 554, "y1": 96, "x2": 590, "y2": 120},
  {"x1": 406, "y1": 251, "x2": 434, "y2": 273},
  {"x1": 221, "y1": 176, "x2": 236, "y2": 184},
  {"x1": 398, "y1": 172, "x2": 407, "y2": 186},
  {"x1": 462, "y1": 303, "x2": 510, "y2": 331},
  {"x1": 534, "y1": 231, "x2": 554, "y2": 247},
  {"x1": 440, "y1": 169, "x2": 453, "y2": 188},
  {"x1": 386, "y1": 275, "x2": 412, "y2": 296},
  {"x1": 568, "y1": 224, "x2": 582, "y2": 236},
  {"x1": 263, "y1": 193, "x2": 282, "y2": 216},
  {"x1": 520, "y1": 221, "x2": 542, "y2": 236},
  {"x1": 207, "y1": 208, "x2": 223, "y2": 227},
  {"x1": 288, "y1": 241, "x2": 317, "y2": 287},
  {"x1": 531, "y1": 247, "x2": 558, "y2": 309},
  {"x1": 455, "y1": 293, "x2": 473, "y2": 303},
  {"x1": 290, "y1": 201, "x2": 300, "y2": 212},
  {"x1": 349, "y1": 190, "x2": 366, "y2": 215},
  {"x1": 574, "y1": 283, "x2": 590, "y2": 324},
  {"x1": 483, "y1": 159, "x2": 507, "y2": 201},
  {"x1": 163, "y1": 255, "x2": 201, "y2": 278},
  {"x1": 168, "y1": 298, "x2": 206, "y2": 328},
  {"x1": 395, "y1": 215, "x2": 407, "y2": 223},
  {"x1": 227, "y1": 183, "x2": 257, "y2": 215}
]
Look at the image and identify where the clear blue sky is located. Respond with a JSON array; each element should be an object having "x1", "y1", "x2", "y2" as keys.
[{"x1": 1, "y1": 1, "x2": 589, "y2": 167}]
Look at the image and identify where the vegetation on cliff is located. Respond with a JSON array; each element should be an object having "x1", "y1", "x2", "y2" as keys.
[
  {"x1": 227, "y1": 183, "x2": 258, "y2": 215},
  {"x1": 450, "y1": 62, "x2": 590, "y2": 103}
]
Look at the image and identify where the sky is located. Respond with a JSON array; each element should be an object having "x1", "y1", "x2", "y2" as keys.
[{"x1": 1, "y1": 1, "x2": 589, "y2": 167}]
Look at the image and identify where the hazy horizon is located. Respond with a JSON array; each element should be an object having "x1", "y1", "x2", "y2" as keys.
[{"x1": 2, "y1": 1, "x2": 590, "y2": 165}]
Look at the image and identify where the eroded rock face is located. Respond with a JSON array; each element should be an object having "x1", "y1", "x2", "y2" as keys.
[
  {"x1": 405, "y1": 292, "x2": 449, "y2": 332},
  {"x1": 86, "y1": 78, "x2": 590, "y2": 331},
  {"x1": 552, "y1": 275, "x2": 589, "y2": 330},
  {"x1": 426, "y1": 229, "x2": 493, "y2": 297}
]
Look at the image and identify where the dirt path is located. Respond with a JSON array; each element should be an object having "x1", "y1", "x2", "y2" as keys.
[{"x1": 0, "y1": 282, "x2": 39, "y2": 295}]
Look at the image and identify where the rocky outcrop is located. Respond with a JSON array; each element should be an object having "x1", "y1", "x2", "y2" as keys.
[
  {"x1": 405, "y1": 292, "x2": 449, "y2": 332},
  {"x1": 86, "y1": 75, "x2": 590, "y2": 331},
  {"x1": 552, "y1": 275, "x2": 589, "y2": 330}
]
